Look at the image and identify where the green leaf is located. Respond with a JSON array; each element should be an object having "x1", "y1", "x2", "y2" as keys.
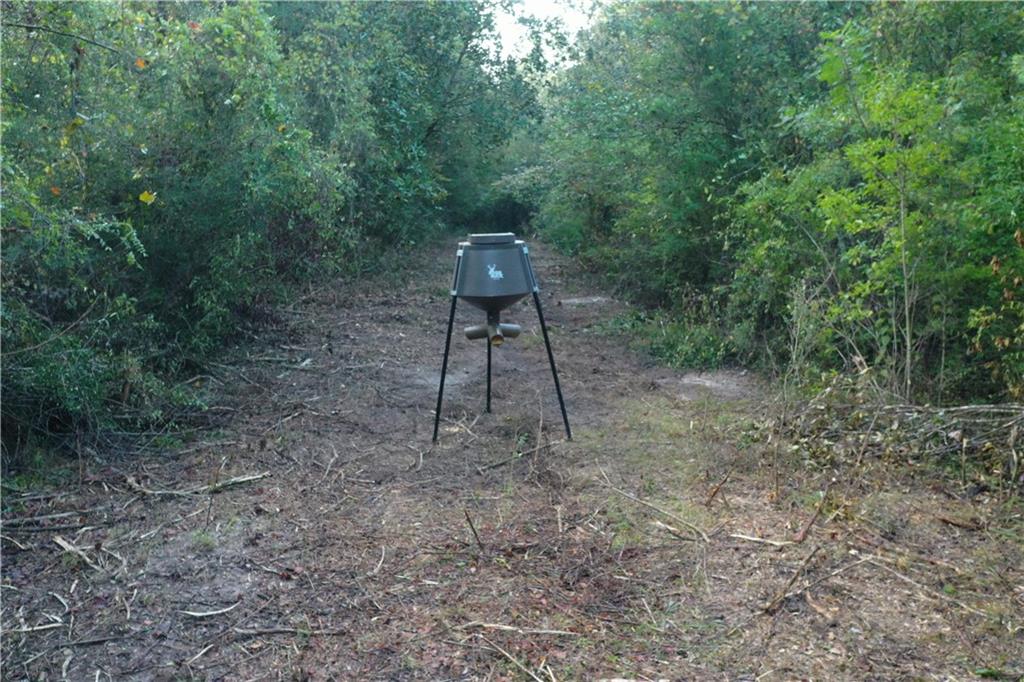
[{"x1": 819, "y1": 54, "x2": 843, "y2": 85}]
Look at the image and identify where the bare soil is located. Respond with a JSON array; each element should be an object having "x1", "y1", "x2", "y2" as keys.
[{"x1": 2, "y1": 240, "x2": 1022, "y2": 680}]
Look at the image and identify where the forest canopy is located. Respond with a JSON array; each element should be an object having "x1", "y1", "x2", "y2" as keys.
[{"x1": 2, "y1": 1, "x2": 1023, "y2": 467}]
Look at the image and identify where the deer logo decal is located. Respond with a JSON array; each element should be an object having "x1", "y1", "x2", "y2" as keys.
[{"x1": 487, "y1": 264, "x2": 504, "y2": 280}]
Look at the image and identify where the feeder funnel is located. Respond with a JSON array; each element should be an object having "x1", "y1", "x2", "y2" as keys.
[{"x1": 432, "y1": 233, "x2": 572, "y2": 442}]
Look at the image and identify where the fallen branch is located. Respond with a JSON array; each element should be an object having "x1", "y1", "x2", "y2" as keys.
[
  {"x1": 599, "y1": 469, "x2": 709, "y2": 542},
  {"x1": 464, "y1": 509, "x2": 486, "y2": 553},
  {"x1": 126, "y1": 471, "x2": 269, "y2": 497},
  {"x1": 935, "y1": 514, "x2": 983, "y2": 531},
  {"x1": 867, "y1": 559, "x2": 989, "y2": 618},
  {"x1": 7, "y1": 622, "x2": 64, "y2": 633},
  {"x1": 477, "y1": 439, "x2": 565, "y2": 473},
  {"x1": 204, "y1": 472, "x2": 270, "y2": 494},
  {"x1": 185, "y1": 644, "x2": 215, "y2": 666},
  {"x1": 180, "y1": 602, "x2": 241, "y2": 618},
  {"x1": 793, "y1": 480, "x2": 833, "y2": 543},
  {"x1": 729, "y1": 533, "x2": 793, "y2": 548},
  {"x1": 53, "y1": 535, "x2": 103, "y2": 572},
  {"x1": 478, "y1": 634, "x2": 545, "y2": 682},
  {"x1": 704, "y1": 469, "x2": 732, "y2": 508},
  {"x1": 782, "y1": 556, "x2": 872, "y2": 603},
  {"x1": 0, "y1": 534, "x2": 30, "y2": 550},
  {"x1": 764, "y1": 545, "x2": 821, "y2": 613},
  {"x1": 232, "y1": 627, "x2": 347, "y2": 637},
  {"x1": 316, "y1": 447, "x2": 339, "y2": 485},
  {"x1": 652, "y1": 520, "x2": 700, "y2": 543},
  {"x1": 460, "y1": 621, "x2": 579, "y2": 637},
  {"x1": 4, "y1": 508, "x2": 102, "y2": 526},
  {"x1": 405, "y1": 443, "x2": 431, "y2": 472},
  {"x1": 6, "y1": 523, "x2": 87, "y2": 534},
  {"x1": 368, "y1": 546, "x2": 386, "y2": 576},
  {"x1": 68, "y1": 634, "x2": 130, "y2": 647}
]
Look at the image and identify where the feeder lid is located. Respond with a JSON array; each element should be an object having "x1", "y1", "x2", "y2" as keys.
[{"x1": 468, "y1": 233, "x2": 516, "y2": 245}]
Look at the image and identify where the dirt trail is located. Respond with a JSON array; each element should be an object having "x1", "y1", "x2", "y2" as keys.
[{"x1": 3, "y1": 240, "x2": 1021, "y2": 680}]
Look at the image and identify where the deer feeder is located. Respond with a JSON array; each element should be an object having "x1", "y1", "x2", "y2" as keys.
[{"x1": 432, "y1": 233, "x2": 572, "y2": 442}]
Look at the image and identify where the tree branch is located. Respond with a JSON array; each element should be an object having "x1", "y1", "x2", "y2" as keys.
[{"x1": 3, "y1": 21, "x2": 122, "y2": 54}]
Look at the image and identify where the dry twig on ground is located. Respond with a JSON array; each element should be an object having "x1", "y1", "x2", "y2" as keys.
[{"x1": 599, "y1": 469, "x2": 710, "y2": 542}]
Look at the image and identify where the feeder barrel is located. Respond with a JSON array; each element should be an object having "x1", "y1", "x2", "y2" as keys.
[{"x1": 453, "y1": 236, "x2": 536, "y2": 314}]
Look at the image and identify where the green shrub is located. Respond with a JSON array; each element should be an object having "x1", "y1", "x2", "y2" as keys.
[
  {"x1": 1, "y1": 0, "x2": 535, "y2": 468},
  {"x1": 532, "y1": 1, "x2": 1024, "y2": 403}
]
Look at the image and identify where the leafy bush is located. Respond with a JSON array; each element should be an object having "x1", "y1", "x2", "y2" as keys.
[
  {"x1": 613, "y1": 301, "x2": 734, "y2": 371},
  {"x1": 1, "y1": 1, "x2": 536, "y2": 468},
  {"x1": 532, "y1": 1, "x2": 1024, "y2": 403}
]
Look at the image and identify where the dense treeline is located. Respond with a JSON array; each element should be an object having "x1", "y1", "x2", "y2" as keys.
[
  {"x1": 1, "y1": 1, "x2": 539, "y2": 464},
  {"x1": 4, "y1": 1, "x2": 1022, "y2": 468},
  {"x1": 529, "y1": 2, "x2": 1023, "y2": 402}
]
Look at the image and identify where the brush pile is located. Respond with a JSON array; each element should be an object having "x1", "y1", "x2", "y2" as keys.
[{"x1": 781, "y1": 385, "x2": 1023, "y2": 492}]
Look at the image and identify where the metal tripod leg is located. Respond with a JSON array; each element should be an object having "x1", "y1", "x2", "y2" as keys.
[
  {"x1": 486, "y1": 340, "x2": 492, "y2": 413},
  {"x1": 432, "y1": 295, "x2": 458, "y2": 442},
  {"x1": 532, "y1": 291, "x2": 572, "y2": 440}
]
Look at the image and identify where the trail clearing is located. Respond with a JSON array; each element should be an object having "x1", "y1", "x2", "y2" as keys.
[{"x1": 2, "y1": 240, "x2": 1021, "y2": 680}]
